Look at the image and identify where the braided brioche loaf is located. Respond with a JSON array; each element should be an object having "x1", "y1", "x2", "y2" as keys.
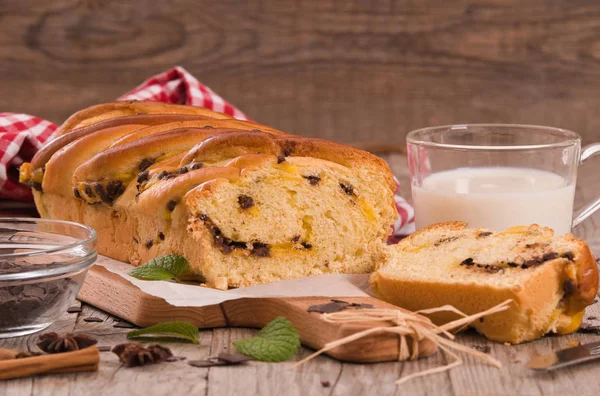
[{"x1": 20, "y1": 101, "x2": 397, "y2": 289}]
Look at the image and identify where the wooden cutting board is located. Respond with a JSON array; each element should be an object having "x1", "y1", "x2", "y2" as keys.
[{"x1": 77, "y1": 265, "x2": 438, "y2": 363}]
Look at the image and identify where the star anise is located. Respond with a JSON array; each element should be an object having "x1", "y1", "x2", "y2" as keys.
[
  {"x1": 37, "y1": 332, "x2": 98, "y2": 354},
  {"x1": 111, "y1": 342, "x2": 173, "y2": 367}
]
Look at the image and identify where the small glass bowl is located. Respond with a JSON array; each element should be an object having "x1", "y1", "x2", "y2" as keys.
[{"x1": 0, "y1": 218, "x2": 97, "y2": 338}]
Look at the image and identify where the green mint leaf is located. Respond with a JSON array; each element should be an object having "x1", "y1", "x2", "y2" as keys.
[
  {"x1": 127, "y1": 321, "x2": 199, "y2": 344},
  {"x1": 233, "y1": 317, "x2": 300, "y2": 362},
  {"x1": 129, "y1": 254, "x2": 188, "y2": 281}
]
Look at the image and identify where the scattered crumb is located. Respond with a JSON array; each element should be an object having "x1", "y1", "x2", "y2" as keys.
[
  {"x1": 321, "y1": 380, "x2": 330, "y2": 387},
  {"x1": 567, "y1": 340, "x2": 581, "y2": 347},
  {"x1": 587, "y1": 316, "x2": 597, "y2": 321},
  {"x1": 504, "y1": 342, "x2": 511, "y2": 346}
]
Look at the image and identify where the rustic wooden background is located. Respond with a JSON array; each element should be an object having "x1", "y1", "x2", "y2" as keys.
[{"x1": 2, "y1": 0, "x2": 600, "y2": 145}]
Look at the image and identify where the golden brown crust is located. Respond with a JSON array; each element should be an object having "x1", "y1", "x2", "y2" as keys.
[
  {"x1": 571, "y1": 239, "x2": 599, "y2": 307},
  {"x1": 32, "y1": 114, "x2": 221, "y2": 170},
  {"x1": 73, "y1": 128, "x2": 239, "y2": 184},
  {"x1": 57, "y1": 101, "x2": 232, "y2": 136},
  {"x1": 133, "y1": 167, "x2": 240, "y2": 217},
  {"x1": 111, "y1": 119, "x2": 284, "y2": 147},
  {"x1": 42, "y1": 124, "x2": 149, "y2": 196}
]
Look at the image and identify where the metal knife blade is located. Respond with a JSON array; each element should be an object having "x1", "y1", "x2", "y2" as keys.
[{"x1": 526, "y1": 341, "x2": 600, "y2": 371}]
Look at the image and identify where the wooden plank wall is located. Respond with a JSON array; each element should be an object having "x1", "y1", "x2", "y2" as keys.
[{"x1": 1, "y1": 0, "x2": 600, "y2": 145}]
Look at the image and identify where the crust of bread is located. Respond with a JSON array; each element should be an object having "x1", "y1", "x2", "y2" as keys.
[
  {"x1": 57, "y1": 100, "x2": 233, "y2": 136},
  {"x1": 31, "y1": 114, "x2": 215, "y2": 170},
  {"x1": 73, "y1": 128, "x2": 240, "y2": 183},
  {"x1": 370, "y1": 223, "x2": 599, "y2": 344}
]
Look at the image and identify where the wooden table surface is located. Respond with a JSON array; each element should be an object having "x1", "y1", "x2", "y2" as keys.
[{"x1": 1, "y1": 153, "x2": 600, "y2": 396}]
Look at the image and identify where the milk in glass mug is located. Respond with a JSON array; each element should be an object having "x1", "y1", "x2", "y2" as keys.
[{"x1": 407, "y1": 124, "x2": 600, "y2": 235}]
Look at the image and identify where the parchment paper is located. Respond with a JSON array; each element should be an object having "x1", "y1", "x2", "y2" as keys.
[{"x1": 95, "y1": 255, "x2": 373, "y2": 307}]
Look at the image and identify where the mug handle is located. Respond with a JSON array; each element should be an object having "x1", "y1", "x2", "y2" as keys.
[{"x1": 572, "y1": 143, "x2": 600, "y2": 228}]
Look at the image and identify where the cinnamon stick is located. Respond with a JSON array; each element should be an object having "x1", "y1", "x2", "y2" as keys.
[
  {"x1": 0, "y1": 348, "x2": 18, "y2": 361},
  {"x1": 0, "y1": 345, "x2": 99, "y2": 380}
]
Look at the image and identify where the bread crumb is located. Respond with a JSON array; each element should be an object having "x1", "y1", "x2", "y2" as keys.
[
  {"x1": 214, "y1": 277, "x2": 228, "y2": 290},
  {"x1": 567, "y1": 340, "x2": 581, "y2": 347}
]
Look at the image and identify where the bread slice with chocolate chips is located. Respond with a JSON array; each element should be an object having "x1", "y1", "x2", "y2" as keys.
[{"x1": 370, "y1": 222, "x2": 599, "y2": 344}]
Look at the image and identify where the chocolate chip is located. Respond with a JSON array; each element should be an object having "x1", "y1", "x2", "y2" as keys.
[
  {"x1": 291, "y1": 235, "x2": 300, "y2": 243},
  {"x1": 460, "y1": 258, "x2": 474, "y2": 266},
  {"x1": 145, "y1": 240, "x2": 153, "y2": 249},
  {"x1": 83, "y1": 317, "x2": 103, "y2": 323},
  {"x1": 476, "y1": 264, "x2": 503, "y2": 274},
  {"x1": 542, "y1": 252, "x2": 559, "y2": 261},
  {"x1": 303, "y1": 175, "x2": 321, "y2": 186},
  {"x1": 84, "y1": 185, "x2": 93, "y2": 197},
  {"x1": 477, "y1": 231, "x2": 492, "y2": 238},
  {"x1": 217, "y1": 353, "x2": 254, "y2": 364},
  {"x1": 137, "y1": 170, "x2": 150, "y2": 184},
  {"x1": 434, "y1": 236, "x2": 459, "y2": 246},
  {"x1": 521, "y1": 257, "x2": 543, "y2": 268},
  {"x1": 563, "y1": 278, "x2": 576, "y2": 298},
  {"x1": 277, "y1": 155, "x2": 286, "y2": 164},
  {"x1": 157, "y1": 170, "x2": 170, "y2": 180},
  {"x1": 30, "y1": 182, "x2": 43, "y2": 192},
  {"x1": 562, "y1": 251, "x2": 575, "y2": 261},
  {"x1": 167, "y1": 200, "x2": 177, "y2": 211},
  {"x1": 321, "y1": 380, "x2": 331, "y2": 388},
  {"x1": 178, "y1": 167, "x2": 189, "y2": 174},
  {"x1": 67, "y1": 306, "x2": 82, "y2": 313},
  {"x1": 507, "y1": 262, "x2": 519, "y2": 268},
  {"x1": 251, "y1": 242, "x2": 270, "y2": 257},
  {"x1": 158, "y1": 232, "x2": 165, "y2": 240},
  {"x1": 189, "y1": 162, "x2": 203, "y2": 170},
  {"x1": 340, "y1": 183, "x2": 354, "y2": 196},
  {"x1": 113, "y1": 322, "x2": 137, "y2": 329},
  {"x1": 105, "y1": 180, "x2": 125, "y2": 203},
  {"x1": 238, "y1": 195, "x2": 254, "y2": 209},
  {"x1": 308, "y1": 299, "x2": 374, "y2": 313},
  {"x1": 282, "y1": 144, "x2": 293, "y2": 157},
  {"x1": 138, "y1": 158, "x2": 154, "y2": 171},
  {"x1": 301, "y1": 242, "x2": 312, "y2": 249},
  {"x1": 588, "y1": 316, "x2": 597, "y2": 320},
  {"x1": 188, "y1": 359, "x2": 228, "y2": 368},
  {"x1": 73, "y1": 188, "x2": 81, "y2": 199},
  {"x1": 94, "y1": 183, "x2": 104, "y2": 196},
  {"x1": 308, "y1": 302, "x2": 349, "y2": 313},
  {"x1": 200, "y1": 214, "x2": 253, "y2": 254}
]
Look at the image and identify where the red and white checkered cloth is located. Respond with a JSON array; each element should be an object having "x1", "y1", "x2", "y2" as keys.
[{"x1": 0, "y1": 66, "x2": 415, "y2": 239}]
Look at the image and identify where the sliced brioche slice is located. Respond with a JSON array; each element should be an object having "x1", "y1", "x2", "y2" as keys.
[{"x1": 370, "y1": 222, "x2": 599, "y2": 344}]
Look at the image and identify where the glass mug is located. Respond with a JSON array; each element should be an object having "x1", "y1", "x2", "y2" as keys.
[{"x1": 407, "y1": 124, "x2": 600, "y2": 235}]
